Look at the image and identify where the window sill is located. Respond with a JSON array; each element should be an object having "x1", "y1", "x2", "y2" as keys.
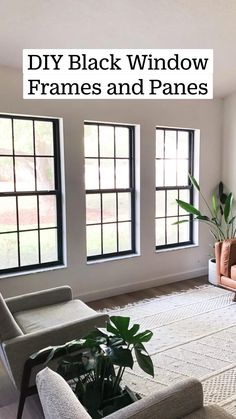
[
  {"x1": 156, "y1": 244, "x2": 198, "y2": 254},
  {"x1": 0, "y1": 263, "x2": 67, "y2": 280},
  {"x1": 87, "y1": 252, "x2": 140, "y2": 265}
]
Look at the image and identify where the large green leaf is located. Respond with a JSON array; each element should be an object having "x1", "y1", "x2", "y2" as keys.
[
  {"x1": 108, "y1": 316, "x2": 130, "y2": 340},
  {"x1": 134, "y1": 344, "x2": 154, "y2": 377},
  {"x1": 189, "y1": 174, "x2": 200, "y2": 191},
  {"x1": 131, "y1": 330, "x2": 153, "y2": 344},
  {"x1": 107, "y1": 347, "x2": 133, "y2": 368},
  {"x1": 176, "y1": 200, "x2": 201, "y2": 216},
  {"x1": 224, "y1": 193, "x2": 233, "y2": 223}
]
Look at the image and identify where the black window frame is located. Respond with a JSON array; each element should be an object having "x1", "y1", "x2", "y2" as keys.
[
  {"x1": 155, "y1": 127, "x2": 194, "y2": 250},
  {"x1": 84, "y1": 121, "x2": 136, "y2": 261},
  {"x1": 0, "y1": 114, "x2": 63, "y2": 275}
]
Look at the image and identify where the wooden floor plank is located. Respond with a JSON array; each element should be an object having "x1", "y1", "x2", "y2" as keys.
[{"x1": 88, "y1": 276, "x2": 208, "y2": 310}]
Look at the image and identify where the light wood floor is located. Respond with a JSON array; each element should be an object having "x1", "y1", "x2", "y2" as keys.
[
  {"x1": 0, "y1": 276, "x2": 208, "y2": 418},
  {"x1": 88, "y1": 276, "x2": 208, "y2": 311}
]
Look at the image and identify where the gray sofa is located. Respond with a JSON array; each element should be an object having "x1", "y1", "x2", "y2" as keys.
[{"x1": 36, "y1": 367, "x2": 235, "y2": 418}]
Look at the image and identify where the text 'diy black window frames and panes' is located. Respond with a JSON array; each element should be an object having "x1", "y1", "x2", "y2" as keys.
[
  {"x1": 0, "y1": 115, "x2": 63, "y2": 274},
  {"x1": 84, "y1": 122, "x2": 136, "y2": 260},
  {"x1": 155, "y1": 127, "x2": 194, "y2": 249}
]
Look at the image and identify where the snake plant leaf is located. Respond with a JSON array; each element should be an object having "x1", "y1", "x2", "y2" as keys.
[
  {"x1": 189, "y1": 174, "x2": 200, "y2": 191},
  {"x1": 176, "y1": 199, "x2": 201, "y2": 216},
  {"x1": 212, "y1": 193, "x2": 218, "y2": 217},
  {"x1": 196, "y1": 215, "x2": 210, "y2": 221},
  {"x1": 224, "y1": 193, "x2": 233, "y2": 223},
  {"x1": 229, "y1": 215, "x2": 236, "y2": 225},
  {"x1": 172, "y1": 219, "x2": 189, "y2": 225}
]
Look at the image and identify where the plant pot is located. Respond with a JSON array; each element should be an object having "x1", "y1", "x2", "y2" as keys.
[
  {"x1": 208, "y1": 258, "x2": 217, "y2": 285},
  {"x1": 91, "y1": 386, "x2": 141, "y2": 418}
]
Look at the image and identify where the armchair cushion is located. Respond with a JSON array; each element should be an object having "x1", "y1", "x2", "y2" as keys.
[
  {"x1": 6, "y1": 285, "x2": 72, "y2": 313},
  {"x1": 14, "y1": 299, "x2": 97, "y2": 334},
  {"x1": 231, "y1": 265, "x2": 236, "y2": 281},
  {"x1": 0, "y1": 293, "x2": 23, "y2": 342}
]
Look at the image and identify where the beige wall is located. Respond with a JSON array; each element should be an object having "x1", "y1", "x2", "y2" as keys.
[
  {"x1": 0, "y1": 65, "x2": 223, "y2": 300},
  {"x1": 222, "y1": 93, "x2": 236, "y2": 198}
]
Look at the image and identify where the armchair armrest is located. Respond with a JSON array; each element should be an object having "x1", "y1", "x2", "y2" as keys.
[
  {"x1": 220, "y1": 239, "x2": 236, "y2": 278},
  {"x1": 3, "y1": 312, "x2": 108, "y2": 389},
  {"x1": 108, "y1": 378, "x2": 203, "y2": 419},
  {"x1": 5, "y1": 286, "x2": 73, "y2": 313}
]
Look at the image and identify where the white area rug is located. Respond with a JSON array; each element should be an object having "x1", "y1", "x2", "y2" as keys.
[{"x1": 105, "y1": 284, "x2": 236, "y2": 415}]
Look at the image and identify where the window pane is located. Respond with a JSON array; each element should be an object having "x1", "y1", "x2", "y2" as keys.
[
  {"x1": 179, "y1": 190, "x2": 190, "y2": 215},
  {"x1": 102, "y1": 193, "x2": 116, "y2": 223},
  {"x1": 0, "y1": 197, "x2": 16, "y2": 232},
  {"x1": 35, "y1": 121, "x2": 54, "y2": 156},
  {"x1": 118, "y1": 192, "x2": 131, "y2": 221},
  {"x1": 40, "y1": 229, "x2": 58, "y2": 263},
  {"x1": 179, "y1": 216, "x2": 190, "y2": 242},
  {"x1": 85, "y1": 158, "x2": 99, "y2": 189},
  {"x1": 0, "y1": 233, "x2": 18, "y2": 269},
  {"x1": 19, "y1": 231, "x2": 39, "y2": 266},
  {"x1": 165, "y1": 130, "x2": 176, "y2": 158},
  {"x1": 0, "y1": 118, "x2": 12, "y2": 154},
  {"x1": 100, "y1": 159, "x2": 114, "y2": 189},
  {"x1": 39, "y1": 195, "x2": 57, "y2": 228},
  {"x1": 177, "y1": 159, "x2": 188, "y2": 186},
  {"x1": 36, "y1": 157, "x2": 55, "y2": 190},
  {"x1": 18, "y1": 196, "x2": 38, "y2": 230},
  {"x1": 86, "y1": 194, "x2": 101, "y2": 224},
  {"x1": 115, "y1": 127, "x2": 129, "y2": 158},
  {"x1": 14, "y1": 119, "x2": 34, "y2": 155},
  {"x1": 116, "y1": 159, "x2": 129, "y2": 188},
  {"x1": 84, "y1": 124, "x2": 98, "y2": 157},
  {"x1": 167, "y1": 217, "x2": 178, "y2": 244},
  {"x1": 156, "y1": 129, "x2": 164, "y2": 158},
  {"x1": 103, "y1": 223, "x2": 117, "y2": 253},
  {"x1": 0, "y1": 157, "x2": 14, "y2": 192},
  {"x1": 118, "y1": 222, "x2": 131, "y2": 251},
  {"x1": 156, "y1": 190, "x2": 165, "y2": 218},
  {"x1": 178, "y1": 131, "x2": 189, "y2": 158},
  {"x1": 87, "y1": 225, "x2": 101, "y2": 256},
  {"x1": 167, "y1": 190, "x2": 178, "y2": 216},
  {"x1": 164, "y1": 160, "x2": 176, "y2": 186},
  {"x1": 156, "y1": 160, "x2": 164, "y2": 187},
  {"x1": 99, "y1": 126, "x2": 114, "y2": 157},
  {"x1": 15, "y1": 157, "x2": 35, "y2": 191},
  {"x1": 156, "y1": 218, "x2": 165, "y2": 246}
]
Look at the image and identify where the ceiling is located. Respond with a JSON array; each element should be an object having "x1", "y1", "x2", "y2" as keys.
[{"x1": 1, "y1": 0, "x2": 235, "y2": 98}]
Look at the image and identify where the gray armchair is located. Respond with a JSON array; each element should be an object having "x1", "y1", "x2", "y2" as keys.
[
  {"x1": 0, "y1": 286, "x2": 108, "y2": 418},
  {"x1": 36, "y1": 367, "x2": 235, "y2": 419}
]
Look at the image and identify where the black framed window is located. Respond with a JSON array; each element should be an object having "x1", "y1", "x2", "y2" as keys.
[
  {"x1": 0, "y1": 114, "x2": 63, "y2": 275},
  {"x1": 84, "y1": 122, "x2": 136, "y2": 260},
  {"x1": 155, "y1": 127, "x2": 194, "y2": 249}
]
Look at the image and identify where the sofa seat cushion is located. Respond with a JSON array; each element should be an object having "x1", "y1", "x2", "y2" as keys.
[
  {"x1": 231, "y1": 265, "x2": 236, "y2": 280},
  {"x1": 14, "y1": 299, "x2": 96, "y2": 334},
  {"x1": 184, "y1": 405, "x2": 235, "y2": 418}
]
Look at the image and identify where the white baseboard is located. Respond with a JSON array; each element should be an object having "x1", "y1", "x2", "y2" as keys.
[{"x1": 78, "y1": 266, "x2": 208, "y2": 302}]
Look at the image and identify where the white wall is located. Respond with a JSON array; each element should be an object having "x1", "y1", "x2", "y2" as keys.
[
  {"x1": 0, "y1": 65, "x2": 223, "y2": 300},
  {"x1": 222, "y1": 93, "x2": 236, "y2": 199}
]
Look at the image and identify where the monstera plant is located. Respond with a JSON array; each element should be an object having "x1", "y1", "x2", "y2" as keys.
[{"x1": 32, "y1": 316, "x2": 154, "y2": 418}]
